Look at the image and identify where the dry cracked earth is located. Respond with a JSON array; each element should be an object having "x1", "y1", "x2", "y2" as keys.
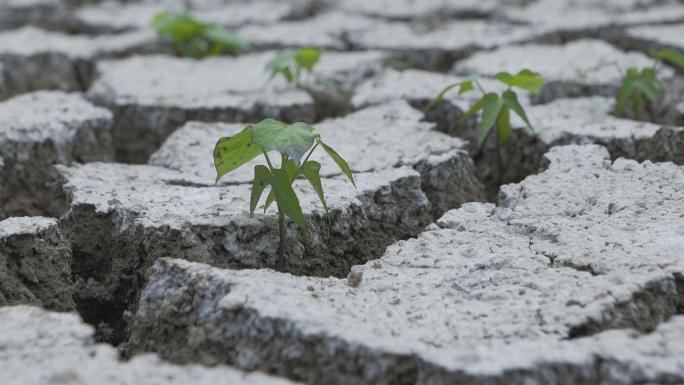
[{"x1": 1, "y1": 0, "x2": 684, "y2": 384}]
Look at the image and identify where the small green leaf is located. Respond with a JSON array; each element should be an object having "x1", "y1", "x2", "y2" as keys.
[
  {"x1": 425, "y1": 81, "x2": 475, "y2": 111},
  {"x1": 496, "y1": 105, "x2": 512, "y2": 145},
  {"x1": 478, "y1": 93, "x2": 503, "y2": 147},
  {"x1": 214, "y1": 126, "x2": 262, "y2": 182},
  {"x1": 300, "y1": 160, "x2": 328, "y2": 213},
  {"x1": 426, "y1": 83, "x2": 458, "y2": 111},
  {"x1": 455, "y1": 96, "x2": 487, "y2": 126},
  {"x1": 250, "y1": 165, "x2": 271, "y2": 215},
  {"x1": 318, "y1": 139, "x2": 355, "y2": 188},
  {"x1": 295, "y1": 48, "x2": 321, "y2": 72},
  {"x1": 495, "y1": 69, "x2": 544, "y2": 94},
  {"x1": 502, "y1": 90, "x2": 532, "y2": 130},
  {"x1": 251, "y1": 119, "x2": 316, "y2": 164},
  {"x1": 268, "y1": 169, "x2": 307, "y2": 230},
  {"x1": 650, "y1": 48, "x2": 684, "y2": 69},
  {"x1": 459, "y1": 80, "x2": 475, "y2": 94}
]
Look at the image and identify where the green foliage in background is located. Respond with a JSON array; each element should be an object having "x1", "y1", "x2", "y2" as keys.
[
  {"x1": 213, "y1": 118, "x2": 354, "y2": 270},
  {"x1": 265, "y1": 48, "x2": 322, "y2": 86},
  {"x1": 151, "y1": 11, "x2": 249, "y2": 58}
]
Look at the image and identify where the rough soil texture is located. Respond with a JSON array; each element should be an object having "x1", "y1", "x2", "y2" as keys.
[
  {"x1": 128, "y1": 145, "x2": 684, "y2": 384},
  {"x1": 348, "y1": 20, "x2": 547, "y2": 71},
  {"x1": 0, "y1": 26, "x2": 161, "y2": 101},
  {"x1": 73, "y1": 0, "x2": 312, "y2": 34},
  {"x1": 501, "y1": 0, "x2": 684, "y2": 42},
  {"x1": 0, "y1": 91, "x2": 114, "y2": 218},
  {"x1": 0, "y1": 217, "x2": 74, "y2": 311},
  {"x1": 52, "y1": 162, "x2": 433, "y2": 343},
  {"x1": 87, "y1": 50, "x2": 387, "y2": 162},
  {"x1": 0, "y1": 305, "x2": 303, "y2": 385}
]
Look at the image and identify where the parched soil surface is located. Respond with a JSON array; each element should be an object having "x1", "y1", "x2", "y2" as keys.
[{"x1": 1, "y1": 1, "x2": 684, "y2": 384}]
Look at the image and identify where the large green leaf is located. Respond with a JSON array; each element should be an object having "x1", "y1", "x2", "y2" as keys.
[
  {"x1": 265, "y1": 49, "x2": 297, "y2": 73},
  {"x1": 495, "y1": 69, "x2": 544, "y2": 94},
  {"x1": 263, "y1": 155, "x2": 298, "y2": 213},
  {"x1": 250, "y1": 165, "x2": 271, "y2": 215},
  {"x1": 318, "y1": 139, "x2": 355, "y2": 187},
  {"x1": 478, "y1": 93, "x2": 503, "y2": 147},
  {"x1": 295, "y1": 48, "x2": 321, "y2": 72},
  {"x1": 496, "y1": 105, "x2": 512, "y2": 145},
  {"x1": 268, "y1": 169, "x2": 307, "y2": 230},
  {"x1": 300, "y1": 160, "x2": 328, "y2": 213},
  {"x1": 650, "y1": 48, "x2": 684, "y2": 70},
  {"x1": 213, "y1": 126, "x2": 262, "y2": 182},
  {"x1": 251, "y1": 119, "x2": 316, "y2": 164},
  {"x1": 502, "y1": 89, "x2": 532, "y2": 130}
]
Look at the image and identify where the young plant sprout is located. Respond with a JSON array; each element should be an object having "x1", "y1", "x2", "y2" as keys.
[
  {"x1": 574, "y1": 52, "x2": 682, "y2": 120},
  {"x1": 266, "y1": 48, "x2": 321, "y2": 86},
  {"x1": 151, "y1": 12, "x2": 249, "y2": 58},
  {"x1": 614, "y1": 67, "x2": 664, "y2": 119},
  {"x1": 427, "y1": 69, "x2": 544, "y2": 182},
  {"x1": 213, "y1": 119, "x2": 354, "y2": 271}
]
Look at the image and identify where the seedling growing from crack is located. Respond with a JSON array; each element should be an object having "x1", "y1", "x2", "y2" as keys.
[
  {"x1": 213, "y1": 119, "x2": 354, "y2": 271},
  {"x1": 265, "y1": 48, "x2": 321, "y2": 87},
  {"x1": 427, "y1": 69, "x2": 544, "y2": 183},
  {"x1": 151, "y1": 11, "x2": 249, "y2": 58},
  {"x1": 574, "y1": 56, "x2": 674, "y2": 121},
  {"x1": 614, "y1": 67, "x2": 664, "y2": 120}
]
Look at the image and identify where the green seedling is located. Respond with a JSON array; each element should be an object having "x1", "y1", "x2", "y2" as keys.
[
  {"x1": 151, "y1": 11, "x2": 249, "y2": 58},
  {"x1": 427, "y1": 69, "x2": 544, "y2": 183},
  {"x1": 266, "y1": 48, "x2": 321, "y2": 86},
  {"x1": 213, "y1": 119, "x2": 354, "y2": 271},
  {"x1": 614, "y1": 67, "x2": 664, "y2": 119}
]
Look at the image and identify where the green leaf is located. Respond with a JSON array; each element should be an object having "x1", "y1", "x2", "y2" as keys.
[
  {"x1": 615, "y1": 75, "x2": 636, "y2": 117},
  {"x1": 425, "y1": 80, "x2": 474, "y2": 111},
  {"x1": 478, "y1": 93, "x2": 503, "y2": 147},
  {"x1": 502, "y1": 89, "x2": 532, "y2": 130},
  {"x1": 268, "y1": 169, "x2": 307, "y2": 230},
  {"x1": 300, "y1": 160, "x2": 328, "y2": 213},
  {"x1": 495, "y1": 69, "x2": 545, "y2": 94},
  {"x1": 496, "y1": 105, "x2": 512, "y2": 145},
  {"x1": 265, "y1": 49, "x2": 297, "y2": 73},
  {"x1": 318, "y1": 139, "x2": 355, "y2": 187},
  {"x1": 251, "y1": 119, "x2": 316, "y2": 164},
  {"x1": 426, "y1": 83, "x2": 458, "y2": 111},
  {"x1": 152, "y1": 12, "x2": 205, "y2": 43},
  {"x1": 650, "y1": 48, "x2": 684, "y2": 69},
  {"x1": 205, "y1": 26, "x2": 249, "y2": 56},
  {"x1": 213, "y1": 126, "x2": 262, "y2": 182},
  {"x1": 295, "y1": 48, "x2": 321, "y2": 72},
  {"x1": 250, "y1": 165, "x2": 271, "y2": 215},
  {"x1": 455, "y1": 96, "x2": 487, "y2": 126}
]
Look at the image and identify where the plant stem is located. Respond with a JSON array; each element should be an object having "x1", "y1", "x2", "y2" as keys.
[
  {"x1": 292, "y1": 143, "x2": 319, "y2": 181},
  {"x1": 495, "y1": 128, "x2": 503, "y2": 186},
  {"x1": 276, "y1": 207, "x2": 286, "y2": 271},
  {"x1": 262, "y1": 150, "x2": 275, "y2": 170}
]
